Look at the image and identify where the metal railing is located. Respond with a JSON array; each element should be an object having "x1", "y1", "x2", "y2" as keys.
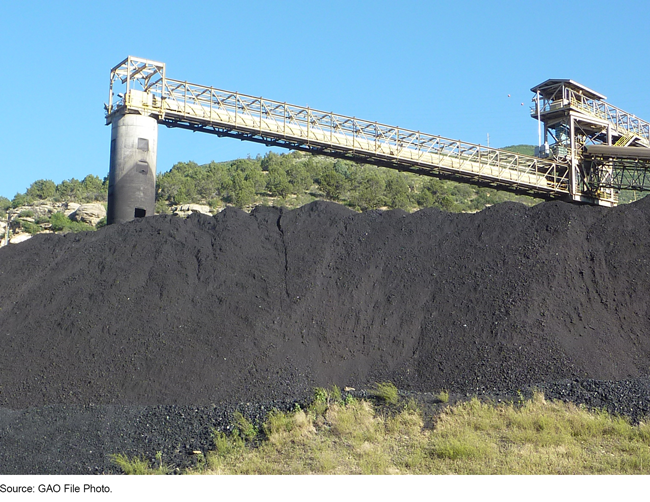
[
  {"x1": 567, "y1": 91, "x2": 650, "y2": 143},
  {"x1": 106, "y1": 57, "x2": 583, "y2": 201},
  {"x1": 108, "y1": 84, "x2": 570, "y2": 199},
  {"x1": 530, "y1": 87, "x2": 649, "y2": 145}
]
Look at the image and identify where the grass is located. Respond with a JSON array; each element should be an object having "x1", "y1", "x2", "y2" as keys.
[
  {"x1": 437, "y1": 389, "x2": 449, "y2": 403},
  {"x1": 369, "y1": 381, "x2": 399, "y2": 405},
  {"x1": 112, "y1": 387, "x2": 650, "y2": 475},
  {"x1": 110, "y1": 453, "x2": 170, "y2": 475}
]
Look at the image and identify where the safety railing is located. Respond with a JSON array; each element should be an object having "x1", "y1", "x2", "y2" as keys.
[
  {"x1": 567, "y1": 92, "x2": 650, "y2": 144},
  {"x1": 109, "y1": 57, "x2": 601, "y2": 201},
  {"x1": 114, "y1": 77, "x2": 570, "y2": 197},
  {"x1": 530, "y1": 90, "x2": 650, "y2": 146}
]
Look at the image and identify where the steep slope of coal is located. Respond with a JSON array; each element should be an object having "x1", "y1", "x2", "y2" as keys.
[{"x1": 1, "y1": 198, "x2": 650, "y2": 412}]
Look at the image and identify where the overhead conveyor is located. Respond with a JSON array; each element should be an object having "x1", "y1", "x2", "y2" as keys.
[{"x1": 104, "y1": 57, "x2": 650, "y2": 224}]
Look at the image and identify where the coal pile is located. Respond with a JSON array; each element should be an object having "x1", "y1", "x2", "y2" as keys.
[{"x1": 1, "y1": 198, "x2": 650, "y2": 473}]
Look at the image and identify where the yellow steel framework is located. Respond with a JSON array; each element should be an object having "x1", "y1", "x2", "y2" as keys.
[
  {"x1": 106, "y1": 57, "x2": 650, "y2": 207},
  {"x1": 531, "y1": 79, "x2": 650, "y2": 203}
]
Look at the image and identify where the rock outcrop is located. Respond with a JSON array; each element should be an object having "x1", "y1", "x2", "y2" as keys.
[
  {"x1": 69, "y1": 203, "x2": 106, "y2": 226},
  {"x1": 171, "y1": 203, "x2": 212, "y2": 217}
]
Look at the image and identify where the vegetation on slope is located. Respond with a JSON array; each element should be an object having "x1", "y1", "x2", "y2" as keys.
[
  {"x1": 112, "y1": 388, "x2": 650, "y2": 475},
  {"x1": 2, "y1": 146, "x2": 539, "y2": 217},
  {"x1": 0, "y1": 175, "x2": 107, "y2": 238},
  {"x1": 154, "y1": 148, "x2": 537, "y2": 213},
  {"x1": 2, "y1": 175, "x2": 107, "y2": 211},
  {"x1": 1, "y1": 147, "x2": 540, "y2": 240},
  {"x1": 2, "y1": 144, "x2": 644, "y2": 239}
]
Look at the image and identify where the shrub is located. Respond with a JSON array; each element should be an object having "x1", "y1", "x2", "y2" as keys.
[
  {"x1": 329, "y1": 385, "x2": 343, "y2": 405},
  {"x1": 49, "y1": 212, "x2": 70, "y2": 232},
  {"x1": 118, "y1": 391, "x2": 650, "y2": 475},
  {"x1": 11, "y1": 193, "x2": 33, "y2": 208},
  {"x1": 430, "y1": 436, "x2": 493, "y2": 460},
  {"x1": 370, "y1": 382, "x2": 399, "y2": 405},
  {"x1": 233, "y1": 412, "x2": 258, "y2": 441},
  {"x1": 49, "y1": 212, "x2": 95, "y2": 233},
  {"x1": 264, "y1": 409, "x2": 315, "y2": 446},
  {"x1": 309, "y1": 385, "x2": 346, "y2": 415},
  {"x1": 18, "y1": 220, "x2": 41, "y2": 234},
  {"x1": 212, "y1": 430, "x2": 244, "y2": 457},
  {"x1": 67, "y1": 221, "x2": 95, "y2": 233},
  {"x1": 310, "y1": 387, "x2": 330, "y2": 415},
  {"x1": 155, "y1": 200, "x2": 171, "y2": 215},
  {"x1": 313, "y1": 387, "x2": 328, "y2": 404}
]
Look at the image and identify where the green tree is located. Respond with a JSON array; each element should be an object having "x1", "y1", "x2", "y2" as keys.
[
  {"x1": 333, "y1": 160, "x2": 352, "y2": 178},
  {"x1": 229, "y1": 171, "x2": 256, "y2": 208},
  {"x1": 266, "y1": 164, "x2": 292, "y2": 198},
  {"x1": 201, "y1": 162, "x2": 230, "y2": 200},
  {"x1": 350, "y1": 168, "x2": 385, "y2": 210},
  {"x1": 231, "y1": 159, "x2": 265, "y2": 193},
  {"x1": 287, "y1": 163, "x2": 312, "y2": 193},
  {"x1": 81, "y1": 175, "x2": 106, "y2": 201},
  {"x1": 438, "y1": 194, "x2": 458, "y2": 211},
  {"x1": 260, "y1": 151, "x2": 283, "y2": 172},
  {"x1": 156, "y1": 162, "x2": 201, "y2": 205},
  {"x1": 0, "y1": 196, "x2": 11, "y2": 215},
  {"x1": 173, "y1": 185, "x2": 193, "y2": 205},
  {"x1": 302, "y1": 157, "x2": 322, "y2": 182},
  {"x1": 11, "y1": 192, "x2": 33, "y2": 208},
  {"x1": 56, "y1": 178, "x2": 83, "y2": 200},
  {"x1": 502, "y1": 144, "x2": 536, "y2": 156},
  {"x1": 319, "y1": 168, "x2": 346, "y2": 200},
  {"x1": 384, "y1": 172, "x2": 412, "y2": 210},
  {"x1": 416, "y1": 188, "x2": 436, "y2": 208},
  {"x1": 26, "y1": 179, "x2": 56, "y2": 200},
  {"x1": 417, "y1": 178, "x2": 454, "y2": 210},
  {"x1": 156, "y1": 170, "x2": 183, "y2": 204}
]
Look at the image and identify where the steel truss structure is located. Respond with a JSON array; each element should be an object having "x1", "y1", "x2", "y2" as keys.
[
  {"x1": 106, "y1": 58, "x2": 650, "y2": 207},
  {"x1": 532, "y1": 80, "x2": 650, "y2": 146},
  {"x1": 582, "y1": 145, "x2": 650, "y2": 192},
  {"x1": 531, "y1": 79, "x2": 650, "y2": 204}
]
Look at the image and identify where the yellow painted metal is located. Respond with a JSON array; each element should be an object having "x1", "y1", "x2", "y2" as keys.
[{"x1": 111, "y1": 58, "x2": 633, "y2": 205}]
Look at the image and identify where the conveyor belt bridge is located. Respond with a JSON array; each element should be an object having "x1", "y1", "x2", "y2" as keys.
[{"x1": 105, "y1": 57, "x2": 650, "y2": 224}]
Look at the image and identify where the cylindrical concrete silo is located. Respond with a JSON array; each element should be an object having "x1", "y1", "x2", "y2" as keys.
[{"x1": 107, "y1": 111, "x2": 158, "y2": 225}]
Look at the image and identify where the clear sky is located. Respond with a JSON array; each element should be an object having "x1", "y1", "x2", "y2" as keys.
[{"x1": 2, "y1": 0, "x2": 649, "y2": 199}]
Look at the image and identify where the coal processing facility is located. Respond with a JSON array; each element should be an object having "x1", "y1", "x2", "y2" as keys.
[{"x1": 105, "y1": 57, "x2": 650, "y2": 224}]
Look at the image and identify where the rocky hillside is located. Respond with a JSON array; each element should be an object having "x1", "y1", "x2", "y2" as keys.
[{"x1": 0, "y1": 201, "x2": 217, "y2": 246}]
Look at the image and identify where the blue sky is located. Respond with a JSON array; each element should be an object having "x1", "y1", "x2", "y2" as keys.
[{"x1": 2, "y1": 0, "x2": 649, "y2": 199}]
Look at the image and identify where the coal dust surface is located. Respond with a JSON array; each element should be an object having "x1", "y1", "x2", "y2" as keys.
[{"x1": 2, "y1": 198, "x2": 650, "y2": 473}]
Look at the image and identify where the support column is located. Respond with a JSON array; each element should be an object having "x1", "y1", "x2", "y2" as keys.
[
  {"x1": 107, "y1": 111, "x2": 158, "y2": 225},
  {"x1": 569, "y1": 116, "x2": 577, "y2": 197}
]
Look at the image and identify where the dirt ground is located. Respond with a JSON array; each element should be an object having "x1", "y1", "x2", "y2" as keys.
[{"x1": 1, "y1": 198, "x2": 650, "y2": 473}]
